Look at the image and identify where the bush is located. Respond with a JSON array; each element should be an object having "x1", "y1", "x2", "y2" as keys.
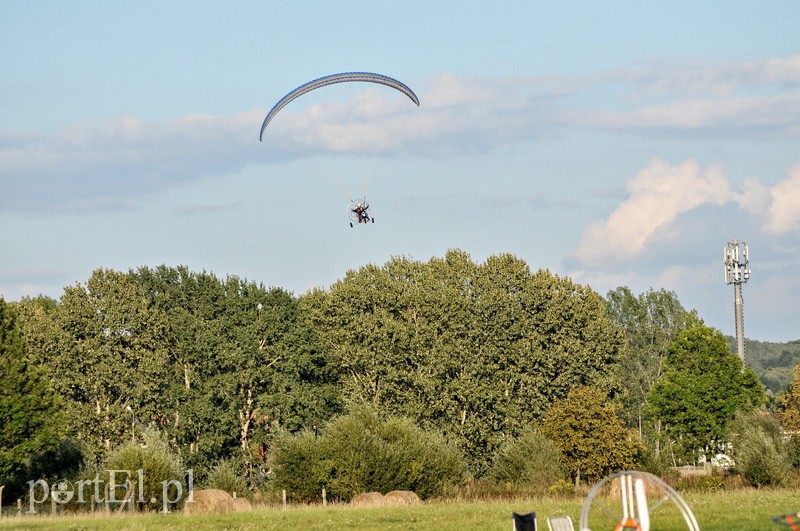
[
  {"x1": 206, "y1": 459, "x2": 248, "y2": 498},
  {"x1": 729, "y1": 411, "x2": 790, "y2": 487},
  {"x1": 491, "y1": 429, "x2": 566, "y2": 490},
  {"x1": 102, "y1": 427, "x2": 187, "y2": 511},
  {"x1": 266, "y1": 429, "x2": 322, "y2": 502},
  {"x1": 270, "y1": 403, "x2": 466, "y2": 502},
  {"x1": 678, "y1": 474, "x2": 725, "y2": 492},
  {"x1": 548, "y1": 479, "x2": 575, "y2": 497}
]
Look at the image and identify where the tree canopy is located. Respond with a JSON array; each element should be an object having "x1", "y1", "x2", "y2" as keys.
[
  {"x1": 302, "y1": 250, "x2": 624, "y2": 472},
  {"x1": 541, "y1": 386, "x2": 641, "y2": 484},
  {"x1": 0, "y1": 297, "x2": 63, "y2": 498},
  {"x1": 647, "y1": 325, "x2": 764, "y2": 462},
  {"x1": 7, "y1": 251, "x2": 784, "y2": 493}
]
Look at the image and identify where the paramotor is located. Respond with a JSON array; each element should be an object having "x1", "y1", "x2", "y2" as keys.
[{"x1": 348, "y1": 198, "x2": 373, "y2": 228}]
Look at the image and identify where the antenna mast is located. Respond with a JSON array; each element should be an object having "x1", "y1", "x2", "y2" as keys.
[{"x1": 724, "y1": 240, "x2": 750, "y2": 363}]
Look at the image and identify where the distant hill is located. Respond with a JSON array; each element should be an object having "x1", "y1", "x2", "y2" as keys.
[{"x1": 727, "y1": 337, "x2": 800, "y2": 394}]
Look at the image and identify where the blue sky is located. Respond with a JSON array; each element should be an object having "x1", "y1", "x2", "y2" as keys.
[{"x1": 2, "y1": 1, "x2": 799, "y2": 342}]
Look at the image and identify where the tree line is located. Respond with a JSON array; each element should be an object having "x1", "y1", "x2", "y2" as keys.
[{"x1": 2, "y1": 249, "x2": 790, "y2": 503}]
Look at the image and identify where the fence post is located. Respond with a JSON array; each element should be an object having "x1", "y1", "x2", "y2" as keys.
[
  {"x1": 322, "y1": 488, "x2": 327, "y2": 507},
  {"x1": 282, "y1": 489, "x2": 286, "y2": 508},
  {"x1": 0, "y1": 485, "x2": 3, "y2": 517}
]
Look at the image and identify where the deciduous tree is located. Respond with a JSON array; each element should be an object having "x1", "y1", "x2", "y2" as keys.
[
  {"x1": 0, "y1": 298, "x2": 63, "y2": 498},
  {"x1": 540, "y1": 386, "x2": 641, "y2": 485},
  {"x1": 303, "y1": 249, "x2": 624, "y2": 473},
  {"x1": 647, "y1": 325, "x2": 763, "y2": 463}
]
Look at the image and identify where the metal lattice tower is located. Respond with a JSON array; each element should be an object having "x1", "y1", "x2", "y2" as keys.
[{"x1": 724, "y1": 240, "x2": 750, "y2": 363}]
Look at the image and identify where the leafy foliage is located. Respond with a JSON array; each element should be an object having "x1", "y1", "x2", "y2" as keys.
[
  {"x1": 102, "y1": 427, "x2": 186, "y2": 511},
  {"x1": 540, "y1": 386, "x2": 642, "y2": 484},
  {"x1": 604, "y1": 287, "x2": 701, "y2": 436},
  {"x1": 779, "y1": 364, "x2": 800, "y2": 432},
  {"x1": 647, "y1": 325, "x2": 764, "y2": 462},
  {"x1": 733, "y1": 337, "x2": 800, "y2": 393},
  {"x1": 0, "y1": 297, "x2": 63, "y2": 500},
  {"x1": 491, "y1": 429, "x2": 566, "y2": 489},
  {"x1": 728, "y1": 411, "x2": 790, "y2": 486},
  {"x1": 302, "y1": 250, "x2": 623, "y2": 473},
  {"x1": 270, "y1": 404, "x2": 466, "y2": 501},
  {"x1": 15, "y1": 266, "x2": 341, "y2": 484},
  {"x1": 205, "y1": 458, "x2": 248, "y2": 498},
  {"x1": 12, "y1": 255, "x2": 781, "y2": 494}
]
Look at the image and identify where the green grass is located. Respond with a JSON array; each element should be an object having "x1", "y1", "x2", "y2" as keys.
[{"x1": 0, "y1": 489, "x2": 796, "y2": 530}]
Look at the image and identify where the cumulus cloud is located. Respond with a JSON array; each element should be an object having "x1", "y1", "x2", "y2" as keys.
[
  {"x1": 572, "y1": 160, "x2": 731, "y2": 263},
  {"x1": 765, "y1": 165, "x2": 800, "y2": 234},
  {"x1": 571, "y1": 160, "x2": 800, "y2": 268}
]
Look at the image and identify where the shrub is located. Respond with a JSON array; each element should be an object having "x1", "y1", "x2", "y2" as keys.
[
  {"x1": 206, "y1": 459, "x2": 248, "y2": 498},
  {"x1": 270, "y1": 403, "x2": 466, "y2": 502},
  {"x1": 491, "y1": 429, "x2": 566, "y2": 490},
  {"x1": 267, "y1": 429, "x2": 323, "y2": 502},
  {"x1": 548, "y1": 479, "x2": 575, "y2": 497},
  {"x1": 678, "y1": 474, "x2": 724, "y2": 492},
  {"x1": 102, "y1": 427, "x2": 186, "y2": 511},
  {"x1": 729, "y1": 411, "x2": 790, "y2": 487}
]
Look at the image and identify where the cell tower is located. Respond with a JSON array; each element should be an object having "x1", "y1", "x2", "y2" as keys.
[{"x1": 724, "y1": 240, "x2": 750, "y2": 363}]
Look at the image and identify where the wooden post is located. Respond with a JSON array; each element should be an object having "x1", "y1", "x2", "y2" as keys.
[
  {"x1": 0, "y1": 485, "x2": 3, "y2": 517},
  {"x1": 17, "y1": 499, "x2": 22, "y2": 516},
  {"x1": 282, "y1": 489, "x2": 286, "y2": 508},
  {"x1": 50, "y1": 491, "x2": 56, "y2": 516},
  {"x1": 322, "y1": 488, "x2": 327, "y2": 507}
]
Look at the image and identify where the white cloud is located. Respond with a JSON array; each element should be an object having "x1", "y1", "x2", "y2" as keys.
[
  {"x1": 0, "y1": 110, "x2": 263, "y2": 213},
  {"x1": 571, "y1": 160, "x2": 800, "y2": 270},
  {"x1": 586, "y1": 95, "x2": 800, "y2": 130},
  {"x1": 765, "y1": 165, "x2": 800, "y2": 234},
  {"x1": 572, "y1": 159, "x2": 731, "y2": 263},
  {"x1": 3, "y1": 55, "x2": 799, "y2": 215},
  {"x1": 612, "y1": 54, "x2": 800, "y2": 99}
]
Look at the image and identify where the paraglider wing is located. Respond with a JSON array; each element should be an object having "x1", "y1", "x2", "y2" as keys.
[{"x1": 259, "y1": 72, "x2": 420, "y2": 141}]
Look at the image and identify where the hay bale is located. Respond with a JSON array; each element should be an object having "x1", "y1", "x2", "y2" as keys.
[
  {"x1": 350, "y1": 491, "x2": 386, "y2": 508},
  {"x1": 384, "y1": 490, "x2": 420, "y2": 506},
  {"x1": 184, "y1": 489, "x2": 235, "y2": 515},
  {"x1": 230, "y1": 496, "x2": 252, "y2": 512}
]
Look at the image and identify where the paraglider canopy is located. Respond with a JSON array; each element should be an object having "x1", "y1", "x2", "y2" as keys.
[{"x1": 259, "y1": 72, "x2": 420, "y2": 141}]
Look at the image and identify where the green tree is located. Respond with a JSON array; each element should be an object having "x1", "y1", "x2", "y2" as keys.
[
  {"x1": 540, "y1": 386, "x2": 642, "y2": 485},
  {"x1": 0, "y1": 298, "x2": 63, "y2": 499},
  {"x1": 132, "y1": 266, "x2": 340, "y2": 482},
  {"x1": 302, "y1": 250, "x2": 623, "y2": 473},
  {"x1": 36, "y1": 269, "x2": 172, "y2": 453},
  {"x1": 647, "y1": 325, "x2": 764, "y2": 463},
  {"x1": 604, "y1": 287, "x2": 701, "y2": 453}
]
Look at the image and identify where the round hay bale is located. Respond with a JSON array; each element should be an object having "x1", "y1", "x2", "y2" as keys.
[
  {"x1": 184, "y1": 489, "x2": 235, "y2": 515},
  {"x1": 384, "y1": 490, "x2": 420, "y2": 506},
  {"x1": 230, "y1": 496, "x2": 252, "y2": 512},
  {"x1": 350, "y1": 491, "x2": 386, "y2": 508}
]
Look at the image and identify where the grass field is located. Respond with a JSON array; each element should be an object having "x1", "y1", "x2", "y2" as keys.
[{"x1": 0, "y1": 489, "x2": 797, "y2": 530}]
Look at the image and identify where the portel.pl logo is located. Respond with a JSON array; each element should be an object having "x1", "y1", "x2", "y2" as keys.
[{"x1": 27, "y1": 469, "x2": 194, "y2": 514}]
